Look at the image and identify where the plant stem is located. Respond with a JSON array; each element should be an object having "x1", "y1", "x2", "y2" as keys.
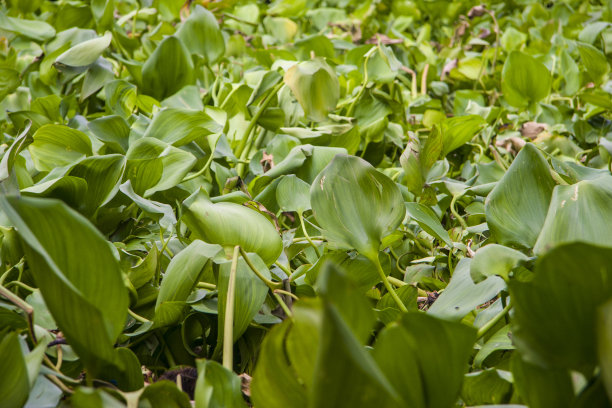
[
  {"x1": 298, "y1": 212, "x2": 321, "y2": 257},
  {"x1": 235, "y1": 82, "x2": 284, "y2": 175},
  {"x1": 0, "y1": 285, "x2": 37, "y2": 343},
  {"x1": 476, "y1": 299, "x2": 512, "y2": 340},
  {"x1": 450, "y1": 194, "x2": 468, "y2": 230},
  {"x1": 196, "y1": 282, "x2": 216, "y2": 290},
  {"x1": 346, "y1": 51, "x2": 373, "y2": 117},
  {"x1": 273, "y1": 289, "x2": 299, "y2": 301},
  {"x1": 373, "y1": 257, "x2": 408, "y2": 312},
  {"x1": 223, "y1": 246, "x2": 240, "y2": 370},
  {"x1": 272, "y1": 292, "x2": 293, "y2": 318},
  {"x1": 239, "y1": 247, "x2": 282, "y2": 290},
  {"x1": 274, "y1": 261, "x2": 292, "y2": 277},
  {"x1": 182, "y1": 151, "x2": 216, "y2": 182},
  {"x1": 128, "y1": 309, "x2": 150, "y2": 323}
]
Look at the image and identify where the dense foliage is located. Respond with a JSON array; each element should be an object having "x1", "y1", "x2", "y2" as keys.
[{"x1": 1, "y1": 0, "x2": 612, "y2": 406}]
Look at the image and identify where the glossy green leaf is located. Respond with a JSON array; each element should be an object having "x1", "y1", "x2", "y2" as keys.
[
  {"x1": 534, "y1": 176, "x2": 612, "y2": 254},
  {"x1": 441, "y1": 115, "x2": 486, "y2": 156},
  {"x1": 501, "y1": 51, "x2": 551, "y2": 108},
  {"x1": 156, "y1": 240, "x2": 222, "y2": 327},
  {"x1": 599, "y1": 299, "x2": 612, "y2": 403},
  {"x1": 119, "y1": 181, "x2": 176, "y2": 230},
  {"x1": 54, "y1": 32, "x2": 112, "y2": 73},
  {"x1": 67, "y1": 154, "x2": 125, "y2": 215},
  {"x1": 428, "y1": 258, "x2": 506, "y2": 321},
  {"x1": 311, "y1": 303, "x2": 401, "y2": 408},
  {"x1": 510, "y1": 242, "x2": 612, "y2": 373},
  {"x1": 276, "y1": 174, "x2": 311, "y2": 213},
  {"x1": 578, "y1": 42, "x2": 610, "y2": 85},
  {"x1": 0, "y1": 196, "x2": 129, "y2": 380},
  {"x1": 182, "y1": 189, "x2": 282, "y2": 265},
  {"x1": 0, "y1": 68, "x2": 20, "y2": 102},
  {"x1": 0, "y1": 332, "x2": 29, "y2": 408},
  {"x1": 485, "y1": 143, "x2": 555, "y2": 248},
  {"x1": 125, "y1": 137, "x2": 196, "y2": 196},
  {"x1": 176, "y1": 5, "x2": 225, "y2": 63},
  {"x1": 28, "y1": 124, "x2": 93, "y2": 172},
  {"x1": 143, "y1": 108, "x2": 224, "y2": 147},
  {"x1": 405, "y1": 202, "x2": 453, "y2": 247},
  {"x1": 251, "y1": 319, "x2": 308, "y2": 408},
  {"x1": 141, "y1": 36, "x2": 195, "y2": 101},
  {"x1": 511, "y1": 354, "x2": 574, "y2": 408},
  {"x1": 310, "y1": 154, "x2": 405, "y2": 259},
  {"x1": 195, "y1": 359, "x2": 246, "y2": 408},
  {"x1": 470, "y1": 244, "x2": 529, "y2": 283},
  {"x1": 139, "y1": 381, "x2": 191, "y2": 408},
  {"x1": 461, "y1": 369, "x2": 513, "y2": 406},
  {"x1": 0, "y1": 14, "x2": 55, "y2": 41},
  {"x1": 284, "y1": 59, "x2": 339, "y2": 122},
  {"x1": 374, "y1": 312, "x2": 477, "y2": 408}
]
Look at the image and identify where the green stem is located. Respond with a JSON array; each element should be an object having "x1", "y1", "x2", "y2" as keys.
[
  {"x1": 272, "y1": 292, "x2": 293, "y2": 318},
  {"x1": 373, "y1": 257, "x2": 408, "y2": 312},
  {"x1": 298, "y1": 212, "x2": 321, "y2": 257},
  {"x1": 476, "y1": 299, "x2": 512, "y2": 340},
  {"x1": 0, "y1": 285, "x2": 36, "y2": 343},
  {"x1": 223, "y1": 246, "x2": 240, "y2": 371},
  {"x1": 346, "y1": 52, "x2": 373, "y2": 117},
  {"x1": 5, "y1": 281, "x2": 36, "y2": 293},
  {"x1": 235, "y1": 82, "x2": 284, "y2": 175},
  {"x1": 196, "y1": 282, "x2": 217, "y2": 290},
  {"x1": 128, "y1": 309, "x2": 150, "y2": 323},
  {"x1": 239, "y1": 247, "x2": 282, "y2": 290},
  {"x1": 274, "y1": 261, "x2": 292, "y2": 277},
  {"x1": 450, "y1": 194, "x2": 468, "y2": 230},
  {"x1": 182, "y1": 152, "x2": 216, "y2": 183}
]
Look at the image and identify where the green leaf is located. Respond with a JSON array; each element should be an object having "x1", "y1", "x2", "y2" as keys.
[
  {"x1": 599, "y1": 299, "x2": 612, "y2": 403},
  {"x1": 428, "y1": 258, "x2": 506, "y2": 321},
  {"x1": 0, "y1": 332, "x2": 29, "y2": 408},
  {"x1": 0, "y1": 196, "x2": 129, "y2": 381},
  {"x1": 176, "y1": 5, "x2": 225, "y2": 64},
  {"x1": 311, "y1": 303, "x2": 401, "y2": 408},
  {"x1": 0, "y1": 14, "x2": 55, "y2": 41},
  {"x1": 195, "y1": 359, "x2": 246, "y2": 408},
  {"x1": 28, "y1": 124, "x2": 93, "y2": 172},
  {"x1": 143, "y1": 108, "x2": 224, "y2": 147},
  {"x1": 509, "y1": 242, "x2": 612, "y2": 373},
  {"x1": 217, "y1": 253, "x2": 270, "y2": 347},
  {"x1": 88, "y1": 115, "x2": 130, "y2": 153},
  {"x1": 511, "y1": 354, "x2": 574, "y2": 408},
  {"x1": 251, "y1": 318, "x2": 309, "y2": 408},
  {"x1": 284, "y1": 59, "x2": 339, "y2": 122},
  {"x1": 0, "y1": 68, "x2": 20, "y2": 101},
  {"x1": 441, "y1": 115, "x2": 486, "y2": 156},
  {"x1": 54, "y1": 32, "x2": 112, "y2": 73},
  {"x1": 310, "y1": 154, "x2": 405, "y2": 259},
  {"x1": 67, "y1": 154, "x2": 125, "y2": 215},
  {"x1": 485, "y1": 143, "x2": 555, "y2": 248},
  {"x1": 534, "y1": 176, "x2": 612, "y2": 254},
  {"x1": 139, "y1": 381, "x2": 191, "y2": 408},
  {"x1": 470, "y1": 244, "x2": 529, "y2": 283},
  {"x1": 119, "y1": 181, "x2": 177, "y2": 230},
  {"x1": 125, "y1": 137, "x2": 196, "y2": 196},
  {"x1": 461, "y1": 369, "x2": 513, "y2": 406},
  {"x1": 141, "y1": 36, "x2": 195, "y2": 101},
  {"x1": 374, "y1": 312, "x2": 477, "y2": 408},
  {"x1": 501, "y1": 51, "x2": 551, "y2": 108},
  {"x1": 182, "y1": 189, "x2": 282, "y2": 265},
  {"x1": 578, "y1": 42, "x2": 610, "y2": 85},
  {"x1": 400, "y1": 141, "x2": 424, "y2": 194},
  {"x1": 276, "y1": 174, "x2": 311, "y2": 213},
  {"x1": 155, "y1": 240, "x2": 222, "y2": 327},
  {"x1": 405, "y1": 202, "x2": 453, "y2": 247}
]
